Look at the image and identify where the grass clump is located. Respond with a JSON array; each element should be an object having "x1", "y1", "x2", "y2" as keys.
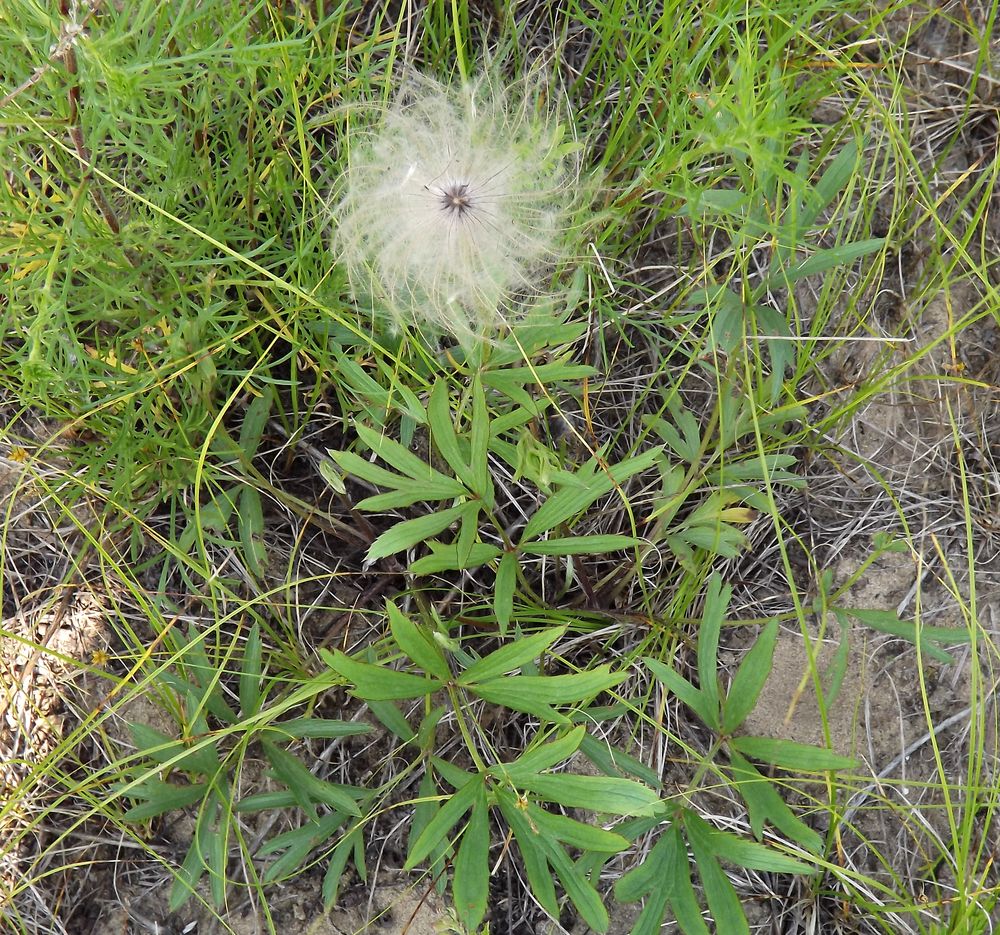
[{"x1": 1, "y1": 1, "x2": 998, "y2": 934}]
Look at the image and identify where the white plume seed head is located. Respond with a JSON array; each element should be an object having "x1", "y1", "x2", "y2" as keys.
[{"x1": 333, "y1": 68, "x2": 577, "y2": 338}]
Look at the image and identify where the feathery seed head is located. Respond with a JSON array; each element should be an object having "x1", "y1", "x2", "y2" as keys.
[{"x1": 333, "y1": 68, "x2": 578, "y2": 338}]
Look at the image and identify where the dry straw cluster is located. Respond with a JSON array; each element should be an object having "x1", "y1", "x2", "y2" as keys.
[{"x1": 333, "y1": 67, "x2": 578, "y2": 339}]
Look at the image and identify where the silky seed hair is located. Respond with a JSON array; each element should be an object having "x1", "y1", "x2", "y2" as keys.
[{"x1": 332, "y1": 65, "x2": 579, "y2": 339}]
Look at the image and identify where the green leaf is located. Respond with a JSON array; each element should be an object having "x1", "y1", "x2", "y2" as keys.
[
  {"x1": 366, "y1": 503, "x2": 467, "y2": 562},
  {"x1": 387, "y1": 601, "x2": 451, "y2": 680},
  {"x1": 521, "y1": 447, "x2": 662, "y2": 541},
  {"x1": 497, "y1": 791, "x2": 558, "y2": 917},
  {"x1": 705, "y1": 827, "x2": 815, "y2": 874},
  {"x1": 405, "y1": 775, "x2": 482, "y2": 869},
  {"x1": 263, "y1": 741, "x2": 362, "y2": 816},
  {"x1": 802, "y1": 138, "x2": 859, "y2": 227},
  {"x1": 482, "y1": 363, "x2": 596, "y2": 412},
  {"x1": 237, "y1": 387, "x2": 273, "y2": 458},
  {"x1": 235, "y1": 790, "x2": 297, "y2": 812},
  {"x1": 520, "y1": 534, "x2": 640, "y2": 556},
  {"x1": 783, "y1": 239, "x2": 885, "y2": 283},
  {"x1": 645, "y1": 411, "x2": 700, "y2": 463},
  {"x1": 470, "y1": 681, "x2": 563, "y2": 723},
  {"x1": 239, "y1": 623, "x2": 262, "y2": 718},
  {"x1": 428, "y1": 379, "x2": 475, "y2": 490},
  {"x1": 631, "y1": 886, "x2": 672, "y2": 935},
  {"x1": 431, "y1": 756, "x2": 477, "y2": 791},
  {"x1": 728, "y1": 751, "x2": 822, "y2": 853},
  {"x1": 454, "y1": 500, "x2": 481, "y2": 565},
  {"x1": 514, "y1": 773, "x2": 661, "y2": 817},
  {"x1": 123, "y1": 780, "x2": 209, "y2": 821},
  {"x1": 681, "y1": 187, "x2": 749, "y2": 216},
  {"x1": 494, "y1": 551, "x2": 517, "y2": 635},
  {"x1": 177, "y1": 632, "x2": 238, "y2": 724},
  {"x1": 453, "y1": 787, "x2": 490, "y2": 930},
  {"x1": 204, "y1": 799, "x2": 227, "y2": 906},
  {"x1": 318, "y1": 457, "x2": 347, "y2": 494},
  {"x1": 169, "y1": 835, "x2": 207, "y2": 911},
  {"x1": 409, "y1": 542, "x2": 501, "y2": 574},
  {"x1": 527, "y1": 802, "x2": 629, "y2": 853},
  {"x1": 266, "y1": 718, "x2": 372, "y2": 740},
  {"x1": 409, "y1": 771, "x2": 450, "y2": 883},
  {"x1": 668, "y1": 825, "x2": 712, "y2": 935},
  {"x1": 686, "y1": 813, "x2": 750, "y2": 935},
  {"x1": 130, "y1": 722, "x2": 183, "y2": 762},
  {"x1": 323, "y1": 827, "x2": 361, "y2": 908},
  {"x1": 615, "y1": 828, "x2": 678, "y2": 902},
  {"x1": 357, "y1": 480, "x2": 468, "y2": 510},
  {"x1": 731, "y1": 736, "x2": 858, "y2": 771},
  {"x1": 498, "y1": 726, "x2": 586, "y2": 783},
  {"x1": 326, "y1": 448, "x2": 423, "y2": 492},
  {"x1": 238, "y1": 485, "x2": 267, "y2": 577},
  {"x1": 459, "y1": 626, "x2": 565, "y2": 684},
  {"x1": 472, "y1": 668, "x2": 626, "y2": 712},
  {"x1": 356, "y1": 423, "x2": 452, "y2": 485},
  {"x1": 469, "y1": 377, "x2": 492, "y2": 504},
  {"x1": 322, "y1": 649, "x2": 442, "y2": 701},
  {"x1": 366, "y1": 699, "x2": 415, "y2": 742},
  {"x1": 542, "y1": 833, "x2": 610, "y2": 932},
  {"x1": 843, "y1": 607, "x2": 967, "y2": 663},
  {"x1": 262, "y1": 820, "x2": 335, "y2": 883},
  {"x1": 721, "y1": 620, "x2": 778, "y2": 733},
  {"x1": 645, "y1": 657, "x2": 718, "y2": 730},
  {"x1": 697, "y1": 574, "x2": 729, "y2": 722},
  {"x1": 578, "y1": 732, "x2": 662, "y2": 788},
  {"x1": 130, "y1": 722, "x2": 220, "y2": 777}
]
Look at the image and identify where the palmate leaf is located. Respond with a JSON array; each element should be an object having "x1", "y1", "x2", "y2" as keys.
[
  {"x1": 520, "y1": 534, "x2": 640, "y2": 556},
  {"x1": 239, "y1": 622, "x2": 262, "y2": 718},
  {"x1": 323, "y1": 825, "x2": 364, "y2": 908},
  {"x1": 409, "y1": 541, "x2": 502, "y2": 574},
  {"x1": 405, "y1": 774, "x2": 483, "y2": 869},
  {"x1": 645, "y1": 656, "x2": 718, "y2": 730},
  {"x1": 428, "y1": 379, "x2": 476, "y2": 492},
  {"x1": 497, "y1": 790, "x2": 560, "y2": 917},
  {"x1": 459, "y1": 626, "x2": 566, "y2": 683},
  {"x1": 355, "y1": 423, "x2": 445, "y2": 483},
  {"x1": 498, "y1": 725, "x2": 587, "y2": 782},
  {"x1": 387, "y1": 600, "x2": 450, "y2": 680},
  {"x1": 520, "y1": 446, "x2": 662, "y2": 542},
  {"x1": 542, "y1": 832, "x2": 610, "y2": 933},
  {"x1": 615, "y1": 824, "x2": 711, "y2": 935},
  {"x1": 512, "y1": 772, "x2": 661, "y2": 818},
  {"x1": 365, "y1": 502, "x2": 470, "y2": 562},
  {"x1": 730, "y1": 735, "x2": 857, "y2": 771},
  {"x1": 453, "y1": 788, "x2": 490, "y2": 930},
  {"x1": 721, "y1": 619, "x2": 778, "y2": 733},
  {"x1": 123, "y1": 779, "x2": 209, "y2": 821},
  {"x1": 499, "y1": 784, "x2": 614, "y2": 931},
  {"x1": 494, "y1": 550, "x2": 517, "y2": 634},
  {"x1": 262, "y1": 740, "x2": 362, "y2": 817},
  {"x1": 685, "y1": 812, "x2": 750, "y2": 935},
  {"x1": 471, "y1": 668, "x2": 626, "y2": 724},
  {"x1": 779, "y1": 238, "x2": 885, "y2": 284},
  {"x1": 842, "y1": 606, "x2": 969, "y2": 664},
  {"x1": 526, "y1": 801, "x2": 629, "y2": 852},
  {"x1": 356, "y1": 482, "x2": 467, "y2": 510},
  {"x1": 697, "y1": 574, "x2": 728, "y2": 722},
  {"x1": 321, "y1": 649, "x2": 443, "y2": 701},
  {"x1": 727, "y1": 752, "x2": 825, "y2": 854},
  {"x1": 327, "y1": 447, "x2": 460, "y2": 495}
]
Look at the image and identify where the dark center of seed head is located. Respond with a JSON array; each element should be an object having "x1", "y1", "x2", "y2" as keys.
[{"x1": 441, "y1": 183, "x2": 471, "y2": 216}]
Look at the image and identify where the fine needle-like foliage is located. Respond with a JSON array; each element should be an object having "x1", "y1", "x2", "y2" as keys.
[{"x1": 333, "y1": 67, "x2": 580, "y2": 339}]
